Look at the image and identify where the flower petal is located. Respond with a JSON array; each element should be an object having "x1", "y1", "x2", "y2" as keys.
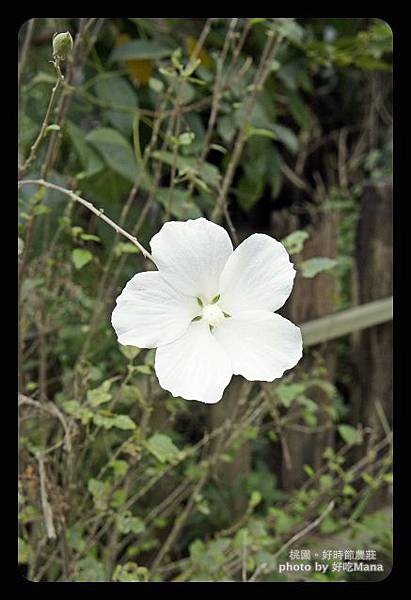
[
  {"x1": 214, "y1": 310, "x2": 302, "y2": 381},
  {"x1": 111, "y1": 271, "x2": 198, "y2": 349},
  {"x1": 155, "y1": 321, "x2": 233, "y2": 403},
  {"x1": 150, "y1": 218, "x2": 233, "y2": 301},
  {"x1": 219, "y1": 233, "x2": 296, "y2": 314}
]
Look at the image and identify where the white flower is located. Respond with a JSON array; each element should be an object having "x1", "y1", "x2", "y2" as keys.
[{"x1": 111, "y1": 218, "x2": 302, "y2": 404}]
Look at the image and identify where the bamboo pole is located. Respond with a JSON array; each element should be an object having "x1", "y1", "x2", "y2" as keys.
[{"x1": 300, "y1": 296, "x2": 393, "y2": 348}]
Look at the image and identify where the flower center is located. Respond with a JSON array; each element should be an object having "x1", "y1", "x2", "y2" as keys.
[{"x1": 202, "y1": 303, "x2": 225, "y2": 327}]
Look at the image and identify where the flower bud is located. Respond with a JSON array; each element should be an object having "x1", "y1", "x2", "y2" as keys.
[{"x1": 52, "y1": 31, "x2": 73, "y2": 60}]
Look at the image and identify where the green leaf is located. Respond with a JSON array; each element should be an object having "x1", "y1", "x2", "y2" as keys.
[
  {"x1": 18, "y1": 537, "x2": 31, "y2": 563},
  {"x1": 354, "y1": 56, "x2": 391, "y2": 71},
  {"x1": 249, "y1": 18, "x2": 268, "y2": 25},
  {"x1": 67, "y1": 524, "x2": 86, "y2": 552},
  {"x1": 75, "y1": 557, "x2": 105, "y2": 582},
  {"x1": 86, "y1": 127, "x2": 138, "y2": 183},
  {"x1": 45, "y1": 123, "x2": 60, "y2": 133},
  {"x1": 383, "y1": 473, "x2": 393, "y2": 484},
  {"x1": 80, "y1": 233, "x2": 101, "y2": 242},
  {"x1": 92, "y1": 412, "x2": 136, "y2": 431},
  {"x1": 66, "y1": 121, "x2": 104, "y2": 178},
  {"x1": 87, "y1": 380, "x2": 113, "y2": 407},
  {"x1": 303, "y1": 465, "x2": 315, "y2": 477},
  {"x1": 237, "y1": 137, "x2": 270, "y2": 211},
  {"x1": 149, "y1": 78, "x2": 164, "y2": 93},
  {"x1": 135, "y1": 365, "x2": 151, "y2": 375},
  {"x1": 156, "y1": 188, "x2": 202, "y2": 219},
  {"x1": 309, "y1": 378, "x2": 336, "y2": 398},
  {"x1": 303, "y1": 413, "x2": 318, "y2": 427},
  {"x1": 121, "y1": 385, "x2": 145, "y2": 407},
  {"x1": 110, "y1": 460, "x2": 129, "y2": 478},
  {"x1": 95, "y1": 76, "x2": 138, "y2": 137},
  {"x1": 320, "y1": 516, "x2": 339, "y2": 534},
  {"x1": 218, "y1": 115, "x2": 236, "y2": 144},
  {"x1": 319, "y1": 474, "x2": 333, "y2": 489},
  {"x1": 245, "y1": 126, "x2": 277, "y2": 141},
  {"x1": 88, "y1": 478, "x2": 110, "y2": 511},
  {"x1": 285, "y1": 90, "x2": 312, "y2": 130},
  {"x1": 115, "y1": 512, "x2": 145, "y2": 535},
  {"x1": 343, "y1": 484, "x2": 356, "y2": 496},
  {"x1": 113, "y1": 415, "x2": 136, "y2": 430},
  {"x1": 268, "y1": 507, "x2": 294, "y2": 534},
  {"x1": 168, "y1": 78, "x2": 196, "y2": 105},
  {"x1": 210, "y1": 143, "x2": 227, "y2": 154},
  {"x1": 361, "y1": 472, "x2": 377, "y2": 487},
  {"x1": 277, "y1": 18, "x2": 304, "y2": 45},
  {"x1": 276, "y1": 382, "x2": 306, "y2": 407},
  {"x1": 120, "y1": 345, "x2": 141, "y2": 360},
  {"x1": 300, "y1": 257, "x2": 337, "y2": 278},
  {"x1": 32, "y1": 205, "x2": 51, "y2": 216},
  {"x1": 189, "y1": 539, "x2": 205, "y2": 562},
  {"x1": 249, "y1": 490, "x2": 262, "y2": 509},
  {"x1": 113, "y1": 563, "x2": 148, "y2": 583},
  {"x1": 62, "y1": 400, "x2": 93, "y2": 425},
  {"x1": 132, "y1": 113, "x2": 143, "y2": 166},
  {"x1": 111, "y1": 489, "x2": 127, "y2": 509},
  {"x1": 237, "y1": 174, "x2": 263, "y2": 211},
  {"x1": 110, "y1": 40, "x2": 173, "y2": 62},
  {"x1": 152, "y1": 151, "x2": 220, "y2": 189},
  {"x1": 71, "y1": 248, "x2": 93, "y2": 270},
  {"x1": 145, "y1": 433, "x2": 180, "y2": 464},
  {"x1": 170, "y1": 46, "x2": 181, "y2": 69},
  {"x1": 271, "y1": 124, "x2": 299, "y2": 154},
  {"x1": 18, "y1": 237, "x2": 24, "y2": 256},
  {"x1": 115, "y1": 242, "x2": 140, "y2": 256},
  {"x1": 337, "y1": 424, "x2": 363, "y2": 446},
  {"x1": 298, "y1": 395, "x2": 318, "y2": 412},
  {"x1": 268, "y1": 147, "x2": 283, "y2": 198},
  {"x1": 29, "y1": 71, "x2": 56, "y2": 85},
  {"x1": 282, "y1": 230, "x2": 309, "y2": 255},
  {"x1": 178, "y1": 132, "x2": 195, "y2": 146}
]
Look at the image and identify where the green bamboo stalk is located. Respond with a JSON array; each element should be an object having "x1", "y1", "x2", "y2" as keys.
[{"x1": 300, "y1": 297, "x2": 393, "y2": 348}]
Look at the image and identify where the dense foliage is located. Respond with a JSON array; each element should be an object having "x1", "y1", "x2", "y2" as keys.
[{"x1": 18, "y1": 18, "x2": 392, "y2": 582}]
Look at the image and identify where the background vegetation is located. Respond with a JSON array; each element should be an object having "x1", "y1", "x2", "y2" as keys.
[{"x1": 18, "y1": 17, "x2": 393, "y2": 582}]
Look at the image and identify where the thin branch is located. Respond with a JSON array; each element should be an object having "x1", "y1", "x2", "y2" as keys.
[
  {"x1": 247, "y1": 500, "x2": 335, "y2": 582},
  {"x1": 188, "y1": 18, "x2": 212, "y2": 64},
  {"x1": 211, "y1": 27, "x2": 283, "y2": 238},
  {"x1": 248, "y1": 561, "x2": 268, "y2": 583},
  {"x1": 18, "y1": 179, "x2": 154, "y2": 262},
  {"x1": 281, "y1": 161, "x2": 314, "y2": 195},
  {"x1": 19, "y1": 394, "x2": 72, "y2": 453},
  {"x1": 273, "y1": 500, "x2": 335, "y2": 562},
  {"x1": 149, "y1": 472, "x2": 209, "y2": 575},
  {"x1": 36, "y1": 454, "x2": 57, "y2": 540},
  {"x1": 18, "y1": 18, "x2": 35, "y2": 87},
  {"x1": 18, "y1": 59, "x2": 65, "y2": 177},
  {"x1": 41, "y1": 18, "x2": 96, "y2": 179}
]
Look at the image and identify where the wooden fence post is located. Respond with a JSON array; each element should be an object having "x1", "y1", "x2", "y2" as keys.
[
  {"x1": 276, "y1": 209, "x2": 339, "y2": 490},
  {"x1": 209, "y1": 376, "x2": 251, "y2": 518},
  {"x1": 351, "y1": 181, "x2": 393, "y2": 447}
]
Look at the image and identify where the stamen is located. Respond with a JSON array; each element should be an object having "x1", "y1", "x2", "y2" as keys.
[{"x1": 202, "y1": 303, "x2": 225, "y2": 327}]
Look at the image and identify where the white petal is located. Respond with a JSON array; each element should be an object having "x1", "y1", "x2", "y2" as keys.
[
  {"x1": 150, "y1": 218, "x2": 233, "y2": 301},
  {"x1": 219, "y1": 234, "x2": 296, "y2": 314},
  {"x1": 214, "y1": 310, "x2": 302, "y2": 382},
  {"x1": 111, "y1": 271, "x2": 198, "y2": 349},
  {"x1": 155, "y1": 321, "x2": 233, "y2": 403}
]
